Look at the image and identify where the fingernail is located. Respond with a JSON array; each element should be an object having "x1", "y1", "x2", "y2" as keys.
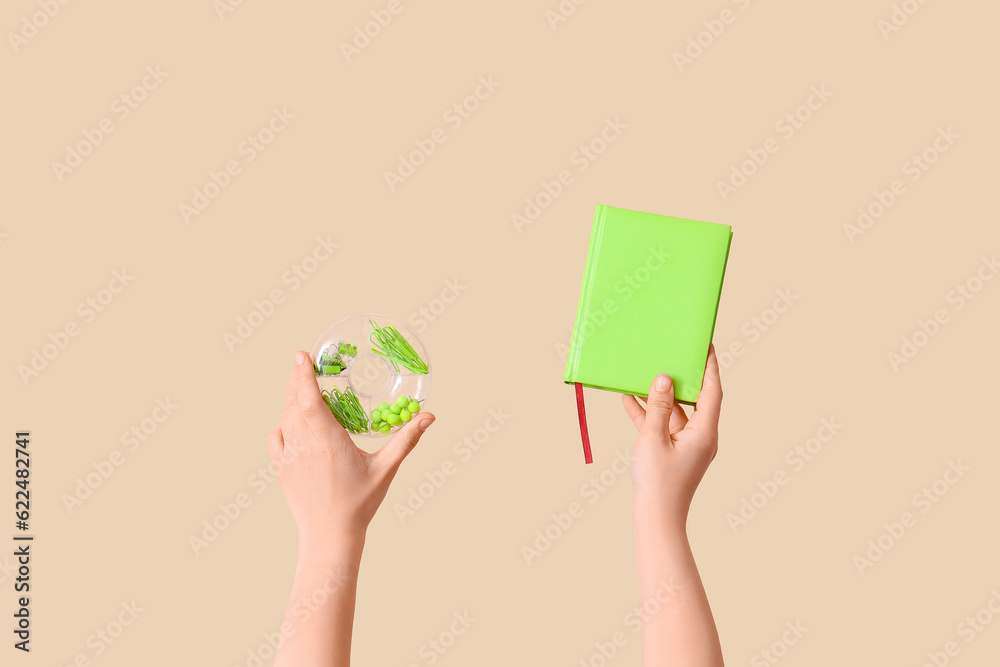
[
  {"x1": 418, "y1": 418, "x2": 433, "y2": 431},
  {"x1": 655, "y1": 375, "x2": 670, "y2": 391},
  {"x1": 295, "y1": 351, "x2": 308, "y2": 366}
]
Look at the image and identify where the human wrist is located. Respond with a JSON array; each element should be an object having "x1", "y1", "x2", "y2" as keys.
[
  {"x1": 633, "y1": 494, "x2": 688, "y2": 537},
  {"x1": 297, "y1": 524, "x2": 367, "y2": 565}
]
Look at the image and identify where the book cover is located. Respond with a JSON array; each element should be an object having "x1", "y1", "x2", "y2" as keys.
[{"x1": 564, "y1": 205, "x2": 733, "y2": 406}]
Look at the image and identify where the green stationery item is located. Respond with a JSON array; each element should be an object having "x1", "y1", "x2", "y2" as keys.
[{"x1": 564, "y1": 205, "x2": 733, "y2": 463}]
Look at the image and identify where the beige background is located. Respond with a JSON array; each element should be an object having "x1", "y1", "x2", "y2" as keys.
[{"x1": 3, "y1": 0, "x2": 999, "y2": 665}]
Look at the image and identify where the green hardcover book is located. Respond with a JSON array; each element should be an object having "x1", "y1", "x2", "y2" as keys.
[{"x1": 564, "y1": 205, "x2": 733, "y2": 462}]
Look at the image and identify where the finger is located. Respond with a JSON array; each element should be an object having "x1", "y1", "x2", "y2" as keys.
[
  {"x1": 642, "y1": 374, "x2": 675, "y2": 437},
  {"x1": 632, "y1": 391, "x2": 686, "y2": 432},
  {"x1": 694, "y1": 344, "x2": 723, "y2": 425},
  {"x1": 266, "y1": 425, "x2": 284, "y2": 468},
  {"x1": 292, "y1": 350, "x2": 335, "y2": 437},
  {"x1": 377, "y1": 413, "x2": 435, "y2": 475},
  {"x1": 621, "y1": 394, "x2": 646, "y2": 430},
  {"x1": 669, "y1": 401, "x2": 689, "y2": 433},
  {"x1": 285, "y1": 359, "x2": 299, "y2": 407},
  {"x1": 278, "y1": 406, "x2": 304, "y2": 460}
]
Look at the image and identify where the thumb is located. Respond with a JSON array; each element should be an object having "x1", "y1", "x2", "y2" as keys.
[
  {"x1": 377, "y1": 413, "x2": 435, "y2": 474},
  {"x1": 642, "y1": 374, "x2": 675, "y2": 436}
]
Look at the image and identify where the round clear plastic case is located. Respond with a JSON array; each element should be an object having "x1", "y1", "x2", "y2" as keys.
[{"x1": 309, "y1": 314, "x2": 431, "y2": 438}]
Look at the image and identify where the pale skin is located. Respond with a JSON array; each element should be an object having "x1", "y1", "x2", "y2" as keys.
[
  {"x1": 623, "y1": 343, "x2": 725, "y2": 667},
  {"x1": 269, "y1": 345, "x2": 724, "y2": 666},
  {"x1": 267, "y1": 351, "x2": 435, "y2": 667}
]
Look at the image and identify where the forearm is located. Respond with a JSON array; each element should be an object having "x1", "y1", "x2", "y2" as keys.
[
  {"x1": 273, "y1": 532, "x2": 366, "y2": 667},
  {"x1": 633, "y1": 501, "x2": 723, "y2": 667}
]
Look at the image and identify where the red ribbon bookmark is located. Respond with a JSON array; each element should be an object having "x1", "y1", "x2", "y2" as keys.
[{"x1": 574, "y1": 382, "x2": 593, "y2": 464}]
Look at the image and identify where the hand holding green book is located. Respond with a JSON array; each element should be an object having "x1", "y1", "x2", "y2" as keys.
[{"x1": 565, "y1": 205, "x2": 733, "y2": 462}]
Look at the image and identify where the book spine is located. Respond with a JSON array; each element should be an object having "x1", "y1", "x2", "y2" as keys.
[
  {"x1": 564, "y1": 205, "x2": 607, "y2": 382},
  {"x1": 705, "y1": 229, "x2": 733, "y2": 363}
]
